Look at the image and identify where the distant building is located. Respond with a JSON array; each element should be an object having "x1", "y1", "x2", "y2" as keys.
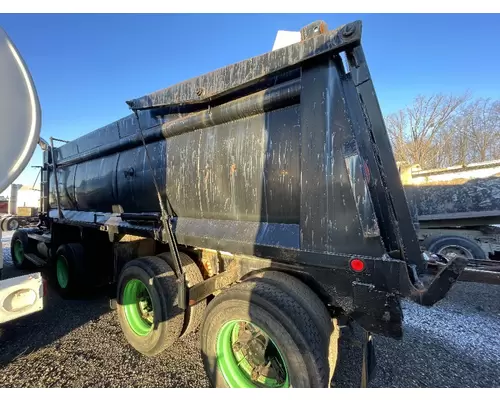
[
  {"x1": 1, "y1": 184, "x2": 41, "y2": 215},
  {"x1": 16, "y1": 185, "x2": 41, "y2": 209}
]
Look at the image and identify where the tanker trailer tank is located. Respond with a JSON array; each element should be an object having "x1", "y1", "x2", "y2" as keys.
[
  {"x1": 13, "y1": 19, "x2": 467, "y2": 388},
  {"x1": 0, "y1": 25, "x2": 45, "y2": 324}
]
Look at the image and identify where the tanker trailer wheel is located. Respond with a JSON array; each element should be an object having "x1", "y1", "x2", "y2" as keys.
[
  {"x1": 157, "y1": 251, "x2": 206, "y2": 338},
  {"x1": 52, "y1": 243, "x2": 86, "y2": 298},
  {"x1": 200, "y1": 279, "x2": 330, "y2": 388},
  {"x1": 422, "y1": 235, "x2": 487, "y2": 260},
  {"x1": 5, "y1": 217, "x2": 20, "y2": 231},
  {"x1": 0, "y1": 216, "x2": 9, "y2": 231},
  {"x1": 0, "y1": 216, "x2": 12, "y2": 232},
  {"x1": 10, "y1": 229, "x2": 32, "y2": 270},
  {"x1": 116, "y1": 256, "x2": 184, "y2": 357}
]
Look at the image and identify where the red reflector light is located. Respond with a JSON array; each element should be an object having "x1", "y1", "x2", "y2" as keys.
[{"x1": 350, "y1": 259, "x2": 365, "y2": 272}]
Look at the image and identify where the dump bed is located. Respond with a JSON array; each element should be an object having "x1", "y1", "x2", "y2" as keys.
[
  {"x1": 48, "y1": 21, "x2": 418, "y2": 257},
  {"x1": 40, "y1": 20, "x2": 466, "y2": 336}
]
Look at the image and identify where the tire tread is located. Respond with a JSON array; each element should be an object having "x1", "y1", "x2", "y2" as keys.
[
  {"x1": 201, "y1": 279, "x2": 330, "y2": 388},
  {"x1": 117, "y1": 256, "x2": 184, "y2": 356}
]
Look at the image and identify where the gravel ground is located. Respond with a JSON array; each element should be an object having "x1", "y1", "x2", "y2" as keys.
[{"x1": 1, "y1": 230, "x2": 500, "y2": 388}]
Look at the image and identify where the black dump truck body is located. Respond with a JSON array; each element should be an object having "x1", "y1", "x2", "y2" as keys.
[{"x1": 12, "y1": 20, "x2": 467, "y2": 388}]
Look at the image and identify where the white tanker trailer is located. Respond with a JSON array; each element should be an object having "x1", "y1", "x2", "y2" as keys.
[{"x1": 0, "y1": 26, "x2": 44, "y2": 324}]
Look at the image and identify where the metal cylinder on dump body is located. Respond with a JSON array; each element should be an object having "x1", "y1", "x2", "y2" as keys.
[{"x1": 14, "y1": 20, "x2": 469, "y2": 388}]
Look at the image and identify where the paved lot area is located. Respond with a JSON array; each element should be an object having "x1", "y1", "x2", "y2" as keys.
[{"x1": 1, "y1": 230, "x2": 499, "y2": 388}]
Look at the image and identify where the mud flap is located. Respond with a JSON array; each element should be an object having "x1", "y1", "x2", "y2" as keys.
[
  {"x1": 328, "y1": 318, "x2": 341, "y2": 388},
  {"x1": 361, "y1": 331, "x2": 377, "y2": 387}
]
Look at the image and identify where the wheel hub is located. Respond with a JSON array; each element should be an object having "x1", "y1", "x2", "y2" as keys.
[
  {"x1": 217, "y1": 320, "x2": 289, "y2": 388},
  {"x1": 233, "y1": 322, "x2": 273, "y2": 369},
  {"x1": 56, "y1": 256, "x2": 70, "y2": 289},
  {"x1": 138, "y1": 292, "x2": 154, "y2": 324},
  {"x1": 13, "y1": 239, "x2": 24, "y2": 264},
  {"x1": 438, "y1": 245, "x2": 473, "y2": 259},
  {"x1": 8, "y1": 219, "x2": 19, "y2": 231},
  {"x1": 123, "y1": 279, "x2": 154, "y2": 336}
]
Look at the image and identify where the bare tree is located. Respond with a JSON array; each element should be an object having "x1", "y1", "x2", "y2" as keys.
[
  {"x1": 386, "y1": 92, "x2": 470, "y2": 168},
  {"x1": 462, "y1": 98, "x2": 500, "y2": 162},
  {"x1": 442, "y1": 108, "x2": 472, "y2": 165}
]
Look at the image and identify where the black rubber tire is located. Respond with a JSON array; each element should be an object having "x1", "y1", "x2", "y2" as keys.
[
  {"x1": 10, "y1": 229, "x2": 32, "y2": 270},
  {"x1": 157, "y1": 252, "x2": 206, "y2": 338},
  {"x1": 52, "y1": 243, "x2": 87, "y2": 298},
  {"x1": 0, "y1": 217, "x2": 8, "y2": 232},
  {"x1": 116, "y1": 256, "x2": 184, "y2": 357},
  {"x1": 243, "y1": 270, "x2": 340, "y2": 384},
  {"x1": 200, "y1": 279, "x2": 330, "y2": 388},
  {"x1": 422, "y1": 234, "x2": 487, "y2": 260}
]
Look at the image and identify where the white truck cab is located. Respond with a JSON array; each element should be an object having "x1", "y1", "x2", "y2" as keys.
[{"x1": 0, "y1": 26, "x2": 44, "y2": 324}]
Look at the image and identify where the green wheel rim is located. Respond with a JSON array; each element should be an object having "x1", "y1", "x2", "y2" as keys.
[
  {"x1": 216, "y1": 320, "x2": 290, "y2": 388},
  {"x1": 13, "y1": 239, "x2": 24, "y2": 264},
  {"x1": 56, "y1": 256, "x2": 70, "y2": 289},
  {"x1": 123, "y1": 279, "x2": 154, "y2": 336}
]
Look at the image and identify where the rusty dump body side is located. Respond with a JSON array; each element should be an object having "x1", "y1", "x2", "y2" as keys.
[{"x1": 38, "y1": 20, "x2": 465, "y2": 338}]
